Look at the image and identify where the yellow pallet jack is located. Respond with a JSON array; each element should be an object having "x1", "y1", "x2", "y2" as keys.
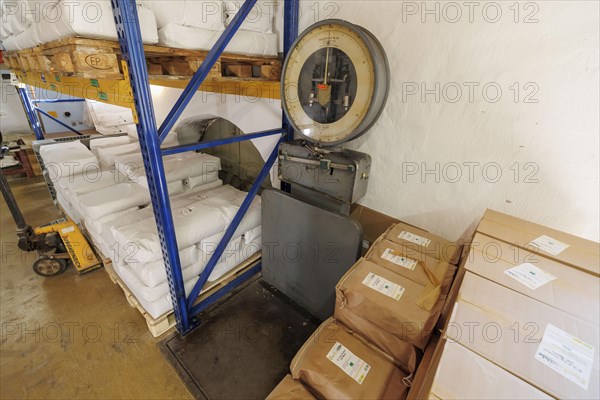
[{"x1": 1, "y1": 171, "x2": 102, "y2": 277}]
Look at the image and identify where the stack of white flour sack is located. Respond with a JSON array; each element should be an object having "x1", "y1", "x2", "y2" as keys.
[{"x1": 38, "y1": 135, "x2": 262, "y2": 319}]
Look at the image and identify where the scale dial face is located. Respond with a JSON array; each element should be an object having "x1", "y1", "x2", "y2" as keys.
[{"x1": 282, "y1": 20, "x2": 390, "y2": 146}]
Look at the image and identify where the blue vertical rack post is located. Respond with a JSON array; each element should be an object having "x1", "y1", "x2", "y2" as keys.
[
  {"x1": 281, "y1": 0, "x2": 299, "y2": 192},
  {"x1": 17, "y1": 86, "x2": 45, "y2": 140},
  {"x1": 111, "y1": 0, "x2": 299, "y2": 334}
]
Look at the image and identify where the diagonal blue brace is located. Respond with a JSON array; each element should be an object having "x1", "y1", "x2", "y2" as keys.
[
  {"x1": 34, "y1": 107, "x2": 84, "y2": 136},
  {"x1": 111, "y1": 0, "x2": 190, "y2": 332},
  {"x1": 186, "y1": 136, "x2": 283, "y2": 309},
  {"x1": 157, "y1": 0, "x2": 258, "y2": 144}
]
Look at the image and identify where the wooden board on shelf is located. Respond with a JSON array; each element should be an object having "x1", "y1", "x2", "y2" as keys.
[
  {"x1": 6, "y1": 37, "x2": 282, "y2": 83},
  {"x1": 102, "y1": 251, "x2": 262, "y2": 338}
]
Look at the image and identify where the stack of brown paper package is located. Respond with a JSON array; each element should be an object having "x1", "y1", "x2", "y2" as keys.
[{"x1": 267, "y1": 222, "x2": 460, "y2": 399}]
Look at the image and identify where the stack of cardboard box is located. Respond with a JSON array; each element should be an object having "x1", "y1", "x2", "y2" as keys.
[
  {"x1": 429, "y1": 209, "x2": 600, "y2": 399},
  {"x1": 267, "y1": 222, "x2": 460, "y2": 399}
]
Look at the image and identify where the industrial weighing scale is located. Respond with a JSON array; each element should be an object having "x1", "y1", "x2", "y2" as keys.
[
  {"x1": 263, "y1": 19, "x2": 390, "y2": 320},
  {"x1": 163, "y1": 20, "x2": 390, "y2": 399}
]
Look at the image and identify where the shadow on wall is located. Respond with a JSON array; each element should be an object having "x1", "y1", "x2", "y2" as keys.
[{"x1": 176, "y1": 116, "x2": 271, "y2": 192}]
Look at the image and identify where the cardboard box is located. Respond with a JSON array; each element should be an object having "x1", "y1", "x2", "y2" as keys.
[
  {"x1": 477, "y1": 209, "x2": 599, "y2": 276},
  {"x1": 366, "y1": 237, "x2": 456, "y2": 297},
  {"x1": 446, "y1": 272, "x2": 599, "y2": 399},
  {"x1": 337, "y1": 259, "x2": 446, "y2": 349},
  {"x1": 334, "y1": 296, "x2": 420, "y2": 374},
  {"x1": 468, "y1": 233, "x2": 600, "y2": 324},
  {"x1": 266, "y1": 374, "x2": 316, "y2": 399},
  {"x1": 435, "y1": 262, "x2": 466, "y2": 332},
  {"x1": 406, "y1": 333, "x2": 444, "y2": 400},
  {"x1": 350, "y1": 204, "x2": 401, "y2": 255},
  {"x1": 290, "y1": 318, "x2": 409, "y2": 400},
  {"x1": 430, "y1": 340, "x2": 552, "y2": 399},
  {"x1": 385, "y1": 223, "x2": 462, "y2": 266}
]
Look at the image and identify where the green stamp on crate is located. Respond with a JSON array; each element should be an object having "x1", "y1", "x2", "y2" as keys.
[
  {"x1": 54, "y1": 75, "x2": 61, "y2": 82},
  {"x1": 98, "y1": 92, "x2": 108, "y2": 101},
  {"x1": 90, "y1": 79, "x2": 99, "y2": 87}
]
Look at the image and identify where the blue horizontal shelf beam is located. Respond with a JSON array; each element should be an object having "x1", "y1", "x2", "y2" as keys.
[
  {"x1": 161, "y1": 129, "x2": 283, "y2": 156},
  {"x1": 31, "y1": 99, "x2": 86, "y2": 104},
  {"x1": 34, "y1": 107, "x2": 84, "y2": 136},
  {"x1": 189, "y1": 262, "x2": 262, "y2": 318},
  {"x1": 186, "y1": 137, "x2": 283, "y2": 309},
  {"x1": 157, "y1": 0, "x2": 258, "y2": 144}
]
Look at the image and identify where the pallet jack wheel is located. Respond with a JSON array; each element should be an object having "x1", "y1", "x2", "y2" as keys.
[{"x1": 32, "y1": 256, "x2": 67, "y2": 277}]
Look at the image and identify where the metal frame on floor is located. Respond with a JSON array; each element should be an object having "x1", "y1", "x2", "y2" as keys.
[{"x1": 108, "y1": 0, "x2": 299, "y2": 334}]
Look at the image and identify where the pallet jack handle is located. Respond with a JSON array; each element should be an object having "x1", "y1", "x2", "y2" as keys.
[{"x1": 0, "y1": 171, "x2": 29, "y2": 231}]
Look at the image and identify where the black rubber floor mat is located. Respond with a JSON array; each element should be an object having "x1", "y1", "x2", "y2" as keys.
[{"x1": 160, "y1": 276, "x2": 321, "y2": 400}]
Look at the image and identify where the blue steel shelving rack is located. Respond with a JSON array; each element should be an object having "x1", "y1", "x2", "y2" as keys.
[
  {"x1": 15, "y1": 0, "x2": 298, "y2": 335},
  {"x1": 105, "y1": 0, "x2": 300, "y2": 334}
]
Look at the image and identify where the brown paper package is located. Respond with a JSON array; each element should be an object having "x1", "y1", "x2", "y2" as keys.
[
  {"x1": 336, "y1": 259, "x2": 449, "y2": 349},
  {"x1": 366, "y1": 237, "x2": 455, "y2": 297},
  {"x1": 384, "y1": 223, "x2": 461, "y2": 265},
  {"x1": 290, "y1": 318, "x2": 409, "y2": 400},
  {"x1": 334, "y1": 296, "x2": 419, "y2": 374},
  {"x1": 266, "y1": 374, "x2": 317, "y2": 399}
]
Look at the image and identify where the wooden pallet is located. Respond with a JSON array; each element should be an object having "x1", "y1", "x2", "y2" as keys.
[
  {"x1": 103, "y1": 251, "x2": 262, "y2": 338},
  {"x1": 5, "y1": 37, "x2": 281, "y2": 81}
]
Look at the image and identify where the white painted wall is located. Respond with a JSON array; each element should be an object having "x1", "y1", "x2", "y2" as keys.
[
  {"x1": 152, "y1": 1, "x2": 599, "y2": 242},
  {"x1": 0, "y1": 70, "x2": 31, "y2": 134},
  {"x1": 275, "y1": 0, "x2": 599, "y2": 242}
]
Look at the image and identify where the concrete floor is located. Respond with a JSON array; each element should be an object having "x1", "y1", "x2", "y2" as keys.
[{"x1": 1, "y1": 176, "x2": 192, "y2": 399}]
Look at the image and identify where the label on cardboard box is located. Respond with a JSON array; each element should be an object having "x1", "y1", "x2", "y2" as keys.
[
  {"x1": 504, "y1": 263, "x2": 557, "y2": 290},
  {"x1": 362, "y1": 273, "x2": 405, "y2": 301},
  {"x1": 535, "y1": 324, "x2": 595, "y2": 390},
  {"x1": 398, "y1": 231, "x2": 431, "y2": 247},
  {"x1": 529, "y1": 235, "x2": 570, "y2": 256},
  {"x1": 381, "y1": 248, "x2": 418, "y2": 270},
  {"x1": 326, "y1": 342, "x2": 371, "y2": 384}
]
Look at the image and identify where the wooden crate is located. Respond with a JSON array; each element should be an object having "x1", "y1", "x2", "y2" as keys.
[
  {"x1": 103, "y1": 251, "x2": 262, "y2": 338},
  {"x1": 8, "y1": 37, "x2": 282, "y2": 82}
]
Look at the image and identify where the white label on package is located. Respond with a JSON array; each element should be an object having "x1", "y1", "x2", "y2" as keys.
[
  {"x1": 535, "y1": 324, "x2": 595, "y2": 390},
  {"x1": 362, "y1": 273, "x2": 405, "y2": 300},
  {"x1": 398, "y1": 231, "x2": 431, "y2": 247},
  {"x1": 529, "y1": 235, "x2": 570, "y2": 256},
  {"x1": 381, "y1": 248, "x2": 418, "y2": 270},
  {"x1": 504, "y1": 263, "x2": 557, "y2": 290},
  {"x1": 326, "y1": 342, "x2": 371, "y2": 384}
]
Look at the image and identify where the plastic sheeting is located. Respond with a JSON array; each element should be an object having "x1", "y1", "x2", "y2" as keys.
[
  {"x1": 115, "y1": 152, "x2": 221, "y2": 189},
  {"x1": 157, "y1": 23, "x2": 277, "y2": 56},
  {"x1": 97, "y1": 142, "x2": 140, "y2": 170},
  {"x1": 141, "y1": 0, "x2": 224, "y2": 31},
  {"x1": 89, "y1": 136, "x2": 134, "y2": 157},
  {"x1": 111, "y1": 185, "x2": 260, "y2": 263},
  {"x1": 127, "y1": 245, "x2": 200, "y2": 288},
  {"x1": 113, "y1": 235, "x2": 261, "y2": 318},
  {"x1": 224, "y1": 1, "x2": 274, "y2": 33},
  {"x1": 1, "y1": 0, "x2": 158, "y2": 49},
  {"x1": 73, "y1": 182, "x2": 151, "y2": 220},
  {"x1": 39, "y1": 141, "x2": 100, "y2": 180}
]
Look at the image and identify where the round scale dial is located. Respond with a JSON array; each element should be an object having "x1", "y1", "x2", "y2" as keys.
[{"x1": 281, "y1": 20, "x2": 390, "y2": 146}]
